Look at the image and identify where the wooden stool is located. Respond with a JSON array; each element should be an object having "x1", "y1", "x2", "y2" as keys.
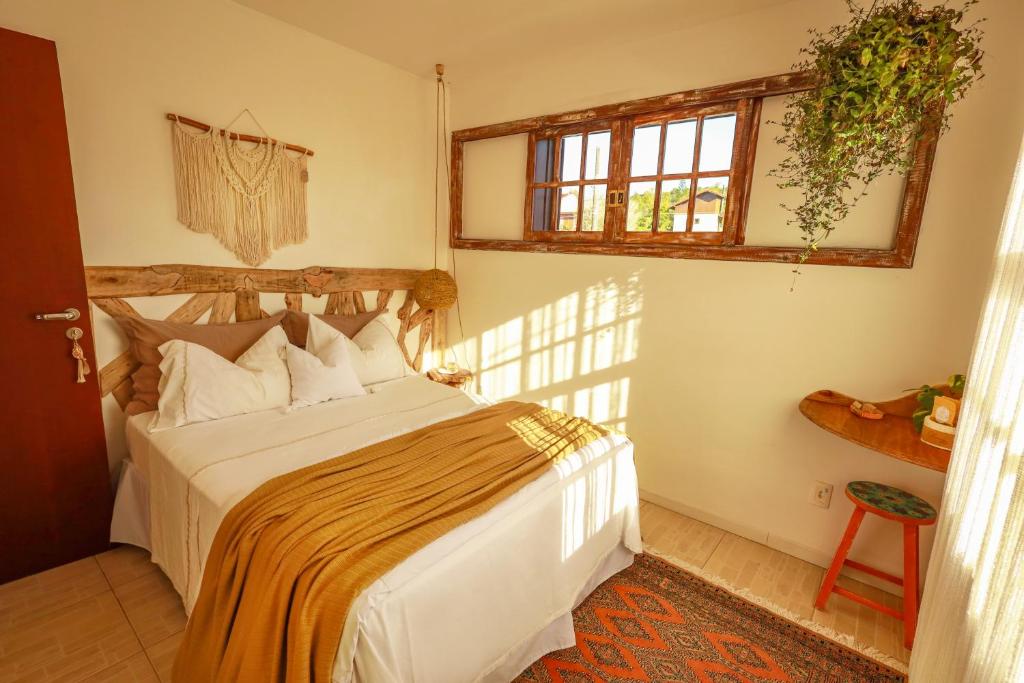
[{"x1": 815, "y1": 481, "x2": 937, "y2": 649}]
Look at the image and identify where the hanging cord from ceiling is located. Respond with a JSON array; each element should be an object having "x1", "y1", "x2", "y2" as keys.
[
  {"x1": 435, "y1": 66, "x2": 473, "y2": 376},
  {"x1": 413, "y1": 66, "x2": 459, "y2": 311},
  {"x1": 433, "y1": 69, "x2": 442, "y2": 270}
]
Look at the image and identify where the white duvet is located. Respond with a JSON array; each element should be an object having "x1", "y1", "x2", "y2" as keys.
[{"x1": 117, "y1": 376, "x2": 642, "y2": 682}]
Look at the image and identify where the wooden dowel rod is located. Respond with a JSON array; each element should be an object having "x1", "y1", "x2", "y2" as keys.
[{"x1": 166, "y1": 113, "x2": 315, "y2": 157}]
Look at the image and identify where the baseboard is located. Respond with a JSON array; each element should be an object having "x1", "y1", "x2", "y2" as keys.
[{"x1": 639, "y1": 489, "x2": 902, "y2": 597}]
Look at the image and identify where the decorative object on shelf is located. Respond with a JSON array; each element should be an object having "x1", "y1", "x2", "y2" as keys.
[
  {"x1": 413, "y1": 64, "x2": 458, "y2": 311},
  {"x1": 168, "y1": 110, "x2": 312, "y2": 267},
  {"x1": 907, "y1": 374, "x2": 965, "y2": 451},
  {"x1": 921, "y1": 414, "x2": 956, "y2": 450},
  {"x1": 932, "y1": 395, "x2": 959, "y2": 426},
  {"x1": 849, "y1": 400, "x2": 883, "y2": 419},
  {"x1": 427, "y1": 365, "x2": 472, "y2": 389},
  {"x1": 772, "y1": 0, "x2": 984, "y2": 268},
  {"x1": 907, "y1": 374, "x2": 965, "y2": 430}
]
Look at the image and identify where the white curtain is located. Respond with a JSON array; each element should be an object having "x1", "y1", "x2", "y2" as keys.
[{"x1": 910, "y1": 133, "x2": 1024, "y2": 682}]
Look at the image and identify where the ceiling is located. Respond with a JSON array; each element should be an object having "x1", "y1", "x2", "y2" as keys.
[{"x1": 233, "y1": 0, "x2": 795, "y2": 78}]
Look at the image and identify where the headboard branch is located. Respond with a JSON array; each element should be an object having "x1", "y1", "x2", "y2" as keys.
[
  {"x1": 85, "y1": 264, "x2": 447, "y2": 410},
  {"x1": 85, "y1": 264, "x2": 422, "y2": 298}
]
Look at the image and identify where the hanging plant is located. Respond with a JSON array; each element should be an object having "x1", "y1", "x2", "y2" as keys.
[{"x1": 771, "y1": 0, "x2": 984, "y2": 266}]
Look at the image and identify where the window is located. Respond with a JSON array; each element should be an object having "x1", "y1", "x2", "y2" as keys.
[
  {"x1": 624, "y1": 105, "x2": 738, "y2": 242},
  {"x1": 524, "y1": 100, "x2": 756, "y2": 247},
  {"x1": 450, "y1": 71, "x2": 938, "y2": 267},
  {"x1": 528, "y1": 124, "x2": 613, "y2": 239}
]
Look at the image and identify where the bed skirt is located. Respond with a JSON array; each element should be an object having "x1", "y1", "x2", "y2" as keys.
[{"x1": 110, "y1": 459, "x2": 150, "y2": 551}]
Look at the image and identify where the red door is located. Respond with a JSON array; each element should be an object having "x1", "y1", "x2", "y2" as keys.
[{"x1": 0, "y1": 27, "x2": 112, "y2": 582}]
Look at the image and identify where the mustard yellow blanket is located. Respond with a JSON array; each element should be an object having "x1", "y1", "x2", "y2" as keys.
[{"x1": 172, "y1": 401, "x2": 609, "y2": 682}]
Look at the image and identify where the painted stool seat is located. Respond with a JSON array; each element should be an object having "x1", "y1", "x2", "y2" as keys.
[
  {"x1": 816, "y1": 480, "x2": 937, "y2": 650},
  {"x1": 846, "y1": 481, "x2": 937, "y2": 523}
]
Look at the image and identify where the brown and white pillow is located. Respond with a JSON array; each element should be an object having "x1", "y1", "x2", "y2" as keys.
[
  {"x1": 306, "y1": 315, "x2": 409, "y2": 386},
  {"x1": 115, "y1": 312, "x2": 286, "y2": 415},
  {"x1": 280, "y1": 309, "x2": 381, "y2": 348},
  {"x1": 151, "y1": 326, "x2": 291, "y2": 431}
]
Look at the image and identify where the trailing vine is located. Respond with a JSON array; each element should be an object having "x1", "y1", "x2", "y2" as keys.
[{"x1": 771, "y1": 0, "x2": 984, "y2": 270}]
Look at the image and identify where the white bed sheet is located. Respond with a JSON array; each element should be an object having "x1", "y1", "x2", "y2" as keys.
[{"x1": 116, "y1": 376, "x2": 642, "y2": 682}]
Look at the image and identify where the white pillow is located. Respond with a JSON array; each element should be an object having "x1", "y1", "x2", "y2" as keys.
[
  {"x1": 151, "y1": 326, "x2": 290, "y2": 431},
  {"x1": 306, "y1": 316, "x2": 409, "y2": 386},
  {"x1": 285, "y1": 339, "x2": 365, "y2": 409}
]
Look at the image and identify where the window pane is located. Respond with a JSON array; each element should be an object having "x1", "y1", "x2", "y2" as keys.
[
  {"x1": 657, "y1": 179, "x2": 691, "y2": 232},
  {"x1": 584, "y1": 131, "x2": 611, "y2": 180},
  {"x1": 581, "y1": 184, "x2": 606, "y2": 232},
  {"x1": 663, "y1": 119, "x2": 697, "y2": 174},
  {"x1": 531, "y1": 187, "x2": 554, "y2": 231},
  {"x1": 698, "y1": 114, "x2": 736, "y2": 172},
  {"x1": 626, "y1": 181, "x2": 655, "y2": 232},
  {"x1": 693, "y1": 177, "x2": 729, "y2": 232},
  {"x1": 534, "y1": 138, "x2": 555, "y2": 183},
  {"x1": 558, "y1": 187, "x2": 579, "y2": 231},
  {"x1": 560, "y1": 134, "x2": 582, "y2": 182},
  {"x1": 630, "y1": 125, "x2": 661, "y2": 177}
]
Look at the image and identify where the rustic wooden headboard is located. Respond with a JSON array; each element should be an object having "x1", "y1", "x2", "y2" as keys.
[{"x1": 85, "y1": 264, "x2": 446, "y2": 410}]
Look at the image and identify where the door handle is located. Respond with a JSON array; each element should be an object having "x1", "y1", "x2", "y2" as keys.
[{"x1": 35, "y1": 307, "x2": 81, "y2": 321}]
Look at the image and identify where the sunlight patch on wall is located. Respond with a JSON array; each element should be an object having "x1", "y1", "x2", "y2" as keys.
[
  {"x1": 469, "y1": 272, "x2": 643, "y2": 432},
  {"x1": 528, "y1": 292, "x2": 579, "y2": 391},
  {"x1": 478, "y1": 316, "x2": 524, "y2": 399},
  {"x1": 574, "y1": 379, "x2": 630, "y2": 432},
  {"x1": 580, "y1": 274, "x2": 642, "y2": 376}
]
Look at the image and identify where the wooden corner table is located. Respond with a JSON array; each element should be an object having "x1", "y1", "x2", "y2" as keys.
[{"x1": 799, "y1": 389, "x2": 951, "y2": 473}]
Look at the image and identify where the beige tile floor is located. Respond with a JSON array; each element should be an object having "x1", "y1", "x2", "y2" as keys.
[{"x1": 0, "y1": 501, "x2": 909, "y2": 682}]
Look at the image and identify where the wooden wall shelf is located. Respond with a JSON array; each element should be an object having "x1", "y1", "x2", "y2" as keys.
[{"x1": 799, "y1": 390, "x2": 951, "y2": 473}]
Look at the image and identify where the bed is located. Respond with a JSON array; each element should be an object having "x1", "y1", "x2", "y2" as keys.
[{"x1": 91, "y1": 264, "x2": 642, "y2": 682}]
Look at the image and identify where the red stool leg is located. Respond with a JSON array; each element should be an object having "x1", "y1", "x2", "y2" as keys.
[
  {"x1": 903, "y1": 524, "x2": 920, "y2": 649},
  {"x1": 815, "y1": 506, "x2": 866, "y2": 610}
]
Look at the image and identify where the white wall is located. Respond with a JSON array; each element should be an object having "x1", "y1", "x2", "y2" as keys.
[
  {"x1": 446, "y1": 0, "x2": 1024, "y2": 587},
  {"x1": 0, "y1": 0, "x2": 436, "y2": 469}
]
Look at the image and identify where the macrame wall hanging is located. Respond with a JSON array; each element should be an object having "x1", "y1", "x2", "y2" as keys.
[{"x1": 167, "y1": 111, "x2": 313, "y2": 266}]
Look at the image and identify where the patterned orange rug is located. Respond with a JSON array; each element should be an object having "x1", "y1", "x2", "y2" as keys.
[{"x1": 516, "y1": 554, "x2": 905, "y2": 682}]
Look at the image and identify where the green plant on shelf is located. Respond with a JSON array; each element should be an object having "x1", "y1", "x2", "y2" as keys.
[{"x1": 906, "y1": 373, "x2": 966, "y2": 432}]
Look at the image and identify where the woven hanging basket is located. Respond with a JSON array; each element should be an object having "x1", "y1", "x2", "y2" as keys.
[{"x1": 413, "y1": 269, "x2": 458, "y2": 310}]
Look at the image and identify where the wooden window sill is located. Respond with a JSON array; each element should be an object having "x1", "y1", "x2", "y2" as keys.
[{"x1": 451, "y1": 236, "x2": 914, "y2": 268}]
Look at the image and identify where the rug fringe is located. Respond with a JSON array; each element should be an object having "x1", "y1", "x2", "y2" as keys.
[{"x1": 643, "y1": 545, "x2": 909, "y2": 675}]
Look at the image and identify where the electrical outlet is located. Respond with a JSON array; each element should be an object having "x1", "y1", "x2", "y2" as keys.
[{"x1": 809, "y1": 481, "x2": 834, "y2": 508}]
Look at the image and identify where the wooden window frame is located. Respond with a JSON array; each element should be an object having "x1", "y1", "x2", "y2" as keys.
[
  {"x1": 449, "y1": 71, "x2": 940, "y2": 268},
  {"x1": 525, "y1": 119, "x2": 616, "y2": 243},
  {"x1": 616, "y1": 100, "x2": 756, "y2": 246}
]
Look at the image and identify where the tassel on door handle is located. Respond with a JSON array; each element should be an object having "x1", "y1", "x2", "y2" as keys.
[{"x1": 66, "y1": 327, "x2": 90, "y2": 384}]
